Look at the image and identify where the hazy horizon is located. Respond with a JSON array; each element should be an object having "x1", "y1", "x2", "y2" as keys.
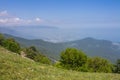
[{"x1": 0, "y1": 0, "x2": 120, "y2": 42}]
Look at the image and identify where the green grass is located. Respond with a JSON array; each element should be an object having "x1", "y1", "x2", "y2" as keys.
[{"x1": 0, "y1": 46, "x2": 120, "y2": 80}]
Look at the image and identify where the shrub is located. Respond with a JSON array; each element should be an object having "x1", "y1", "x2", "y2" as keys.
[
  {"x1": 24, "y1": 46, "x2": 51, "y2": 64},
  {"x1": 34, "y1": 54, "x2": 51, "y2": 64},
  {"x1": 87, "y1": 57, "x2": 113, "y2": 73},
  {"x1": 0, "y1": 33, "x2": 4, "y2": 45},
  {"x1": 2, "y1": 38, "x2": 20, "y2": 53},
  {"x1": 114, "y1": 59, "x2": 120, "y2": 73},
  {"x1": 60, "y1": 48, "x2": 87, "y2": 71},
  {"x1": 24, "y1": 47, "x2": 37, "y2": 59}
]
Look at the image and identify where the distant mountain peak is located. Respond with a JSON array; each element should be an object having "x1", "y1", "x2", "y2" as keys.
[
  {"x1": 82, "y1": 37, "x2": 96, "y2": 40},
  {"x1": 2, "y1": 33, "x2": 120, "y2": 63}
]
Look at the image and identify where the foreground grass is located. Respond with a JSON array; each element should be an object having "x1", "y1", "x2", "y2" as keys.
[{"x1": 0, "y1": 46, "x2": 120, "y2": 80}]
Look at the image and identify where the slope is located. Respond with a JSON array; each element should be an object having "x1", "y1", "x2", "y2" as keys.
[
  {"x1": 4, "y1": 34, "x2": 120, "y2": 63},
  {"x1": 0, "y1": 46, "x2": 120, "y2": 80}
]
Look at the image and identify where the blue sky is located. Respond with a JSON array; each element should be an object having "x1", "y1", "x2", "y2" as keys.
[
  {"x1": 0, "y1": 0, "x2": 120, "y2": 28},
  {"x1": 0, "y1": 0, "x2": 120, "y2": 42}
]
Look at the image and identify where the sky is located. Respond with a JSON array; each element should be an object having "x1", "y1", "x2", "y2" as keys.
[
  {"x1": 0, "y1": 0, "x2": 120, "y2": 28},
  {"x1": 0, "y1": 0, "x2": 120, "y2": 42}
]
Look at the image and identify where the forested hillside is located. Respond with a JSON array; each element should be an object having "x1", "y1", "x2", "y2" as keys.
[{"x1": 4, "y1": 34, "x2": 120, "y2": 63}]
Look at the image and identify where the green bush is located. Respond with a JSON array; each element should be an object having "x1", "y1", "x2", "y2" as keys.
[
  {"x1": 114, "y1": 59, "x2": 120, "y2": 73},
  {"x1": 34, "y1": 54, "x2": 51, "y2": 64},
  {"x1": 87, "y1": 57, "x2": 113, "y2": 73},
  {"x1": 0, "y1": 33, "x2": 4, "y2": 45},
  {"x1": 24, "y1": 47, "x2": 37, "y2": 59},
  {"x1": 24, "y1": 46, "x2": 51, "y2": 64},
  {"x1": 59, "y1": 48, "x2": 113, "y2": 73},
  {"x1": 2, "y1": 38, "x2": 20, "y2": 53},
  {"x1": 60, "y1": 48, "x2": 87, "y2": 71}
]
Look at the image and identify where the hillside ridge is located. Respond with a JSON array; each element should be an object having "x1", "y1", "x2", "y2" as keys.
[
  {"x1": 0, "y1": 46, "x2": 120, "y2": 80},
  {"x1": 3, "y1": 34, "x2": 120, "y2": 63}
]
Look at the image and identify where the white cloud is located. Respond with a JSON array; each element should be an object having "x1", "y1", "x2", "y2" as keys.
[
  {"x1": 0, "y1": 10, "x2": 8, "y2": 16},
  {"x1": 14, "y1": 17, "x2": 20, "y2": 21},
  {"x1": 0, "y1": 10, "x2": 43, "y2": 26},
  {"x1": 0, "y1": 19, "x2": 8, "y2": 23},
  {"x1": 36, "y1": 18, "x2": 40, "y2": 21},
  {"x1": 35, "y1": 17, "x2": 43, "y2": 23},
  {"x1": 0, "y1": 17, "x2": 21, "y2": 23}
]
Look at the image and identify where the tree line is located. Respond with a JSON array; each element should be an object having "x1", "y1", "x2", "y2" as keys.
[
  {"x1": 56, "y1": 48, "x2": 120, "y2": 73},
  {"x1": 0, "y1": 33, "x2": 120, "y2": 73},
  {"x1": 0, "y1": 33, "x2": 51, "y2": 64}
]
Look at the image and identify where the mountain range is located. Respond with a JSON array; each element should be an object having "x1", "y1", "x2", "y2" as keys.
[
  {"x1": 3, "y1": 34, "x2": 120, "y2": 63},
  {"x1": 1, "y1": 26, "x2": 119, "y2": 43}
]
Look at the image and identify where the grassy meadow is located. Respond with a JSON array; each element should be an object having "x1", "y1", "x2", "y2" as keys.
[{"x1": 0, "y1": 46, "x2": 120, "y2": 80}]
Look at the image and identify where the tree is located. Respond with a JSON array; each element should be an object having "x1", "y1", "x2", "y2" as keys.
[
  {"x1": 29, "y1": 46, "x2": 37, "y2": 52},
  {"x1": 60, "y1": 48, "x2": 87, "y2": 70},
  {"x1": 87, "y1": 57, "x2": 112, "y2": 73},
  {"x1": 2, "y1": 38, "x2": 20, "y2": 53},
  {"x1": 34, "y1": 54, "x2": 51, "y2": 64},
  {"x1": 114, "y1": 59, "x2": 120, "y2": 73},
  {"x1": 24, "y1": 46, "x2": 51, "y2": 64},
  {"x1": 24, "y1": 46, "x2": 37, "y2": 59},
  {"x1": 0, "y1": 33, "x2": 4, "y2": 45}
]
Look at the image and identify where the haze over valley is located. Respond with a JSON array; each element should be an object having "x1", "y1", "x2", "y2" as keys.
[
  {"x1": 0, "y1": 26, "x2": 120, "y2": 43},
  {"x1": 0, "y1": 0, "x2": 120, "y2": 79}
]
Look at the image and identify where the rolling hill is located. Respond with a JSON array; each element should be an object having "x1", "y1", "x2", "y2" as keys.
[
  {"x1": 0, "y1": 46, "x2": 120, "y2": 80},
  {"x1": 4, "y1": 34, "x2": 120, "y2": 63}
]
